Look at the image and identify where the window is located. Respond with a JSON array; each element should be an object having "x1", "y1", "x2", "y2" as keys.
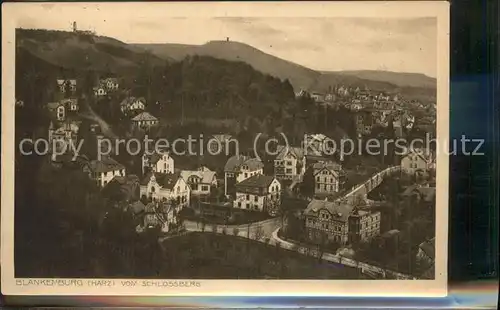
[
  {"x1": 202, "y1": 185, "x2": 209, "y2": 191},
  {"x1": 317, "y1": 184, "x2": 320, "y2": 189},
  {"x1": 254, "y1": 196, "x2": 258, "y2": 202},
  {"x1": 317, "y1": 176, "x2": 320, "y2": 182},
  {"x1": 246, "y1": 203, "x2": 250, "y2": 209},
  {"x1": 286, "y1": 161, "x2": 292, "y2": 166},
  {"x1": 238, "y1": 202, "x2": 241, "y2": 207},
  {"x1": 245, "y1": 173, "x2": 248, "y2": 178},
  {"x1": 246, "y1": 195, "x2": 250, "y2": 200}
]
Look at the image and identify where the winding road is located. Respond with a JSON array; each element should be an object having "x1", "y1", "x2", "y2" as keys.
[{"x1": 161, "y1": 165, "x2": 413, "y2": 279}]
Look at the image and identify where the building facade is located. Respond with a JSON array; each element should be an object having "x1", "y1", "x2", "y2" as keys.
[
  {"x1": 312, "y1": 161, "x2": 344, "y2": 196},
  {"x1": 140, "y1": 172, "x2": 191, "y2": 209},
  {"x1": 233, "y1": 175, "x2": 281, "y2": 213},
  {"x1": 132, "y1": 111, "x2": 159, "y2": 129},
  {"x1": 86, "y1": 156, "x2": 126, "y2": 187},
  {"x1": 304, "y1": 199, "x2": 381, "y2": 245},
  {"x1": 274, "y1": 146, "x2": 306, "y2": 181},
  {"x1": 401, "y1": 148, "x2": 432, "y2": 174},
  {"x1": 180, "y1": 169, "x2": 218, "y2": 197},
  {"x1": 142, "y1": 151, "x2": 174, "y2": 175},
  {"x1": 224, "y1": 155, "x2": 264, "y2": 197}
]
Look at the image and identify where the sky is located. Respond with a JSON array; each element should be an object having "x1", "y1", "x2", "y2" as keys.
[{"x1": 16, "y1": 6, "x2": 437, "y2": 77}]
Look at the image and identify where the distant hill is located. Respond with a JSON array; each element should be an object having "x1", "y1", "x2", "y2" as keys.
[
  {"x1": 134, "y1": 41, "x2": 320, "y2": 90},
  {"x1": 136, "y1": 40, "x2": 436, "y2": 99},
  {"x1": 16, "y1": 28, "x2": 167, "y2": 73},
  {"x1": 323, "y1": 70, "x2": 436, "y2": 89}
]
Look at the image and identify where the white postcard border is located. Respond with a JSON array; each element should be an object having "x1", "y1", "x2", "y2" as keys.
[{"x1": 2, "y1": 1, "x2": 449, "y2": 297}]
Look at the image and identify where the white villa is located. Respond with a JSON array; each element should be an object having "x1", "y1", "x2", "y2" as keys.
[
  {"x1": 180, "y1": 168, "x2": 218, "y2": 197},
  {"x1": 312, "y1": 161, "x2": 344, "y2": 196},
  {"x1": 224, "y1": 155, "x2": 264, "y2": 197},
  {"x1": 142, "y1": 151, "x2": 174, "y2": 175},
  {"x1": 56, "y1": 79, "x2": 77, "y2": 93},
  {"x1": 140, "y1": 172, "x2": 191, "y2": 209},
  {"x1": 401, "y1": 148, "x2": 434, "y2": 174},
  {"x1": 274, "y1": 145, "x2": 306, "y2": 181},
  {"x1": 233, "y1": 175, "x2": 281, "y2": 213},
  {"x1": 120, "y1": 97, "x2": 146, "y2": 115},
  {"x1": 86, "y1": 156, "x2": 126, "y2": 187},
  {"x1": 132, "y1": 111, "x2": 158, "y2": 129}
]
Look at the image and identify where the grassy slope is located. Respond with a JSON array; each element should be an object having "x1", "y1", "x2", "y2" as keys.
[{"x1": 16, "y1": 29, "x2": 166, "y2": 73}]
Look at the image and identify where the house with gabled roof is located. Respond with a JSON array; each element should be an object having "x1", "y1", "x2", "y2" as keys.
[
  {"x1": 140, "y1": 201, "x2": 177, "y2": 233},
  {"x1": 102, "y1": 174, "x2": 141, "y2": 203},
  {"x1": 142, "y1": 150, "x2": 174, "y2": 175},
  {"x1": 56, "y1": 79, "x2": 77, "y2": 93},
  {"x1": 208, "y1": 134, "x2": 234, "y2": 154},
  {"x1": 47, "y1": 98, "x2": 79, "y2": 121},
  {"x1": 304, "y1": 199, "x2": 381, "y2": 245},
  {"x1": 47, "y1": 101, "x2": 66, "y2": 121},
  {"x1": 132, "y1": 111, "x2": 158, "y2": 129},
  {"x1": 120, "y1": 97, "x2": 146, "y2": 115},
  {"x1": 86, "y1": 156, "x2": 126, "y2": 187},
  {"x1": 224, "y1": 155, "x2": 264, "y2": 197},
  {"x1": 274, "y1": 145, "x2": 306, "y2": 181},
  {"x1": 180, "y1": 169, "x2": 218, "y2": 197},
  {"x1": 93, "y1": 86, "x2": 107, "y2": 97},
  {"x1": 401, "y1": 148, "x2": 434, "y2": 174},
  {"x1": 140, "y1": 172, "x2": 190, "y2": 209},
  {"x1": 233, "y1": 175, "x2": 281, "y2": 213},
  {"x1": 312, "y1": 161, "x2": 345, "y2": 196},
  {"x1": 401, "y1": 184, "x2": 436, "y2": 205},
  {"x1": 416, "y1": 237, "x2": 435, "y2": 268},
  {"x1": 100, "y1": 77, "x2": 119, "y2": 91}
]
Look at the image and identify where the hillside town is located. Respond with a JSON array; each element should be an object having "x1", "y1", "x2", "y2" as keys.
[{"x1": 14, "y1": 26, "x2": 437, "y2": 280}]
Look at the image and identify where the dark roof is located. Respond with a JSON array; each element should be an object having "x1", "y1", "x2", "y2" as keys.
[
  {"x1": 304, "y1": 199, "x2": 355, "y2": 222},
  {"x1": 313, "y1": 161, "x2": 342, "y2": 175},
  {"x1": 401, "y1": 185, "x2": 436, "y2": 202},
  {"x1": 276, "y1": 145, "x2": 305, "y2": 160},
  {"x1": 89, "y1": 157, "x2": 125, "y2": 173},
  {"x1": 236, "y1": 174, "x2": 277, "y2": 189},
  {"x1": 144, "y1": 151, "x2": 169, "y2": 164},
  {"x1": 381, "y1": 229, "x2": 401, "y2": 239},
  {"x1": 141, "y1": 172, "x2": 181, "y2": 190},
  {"x1": 132, "y1": 111, "x2": 157, "y2": 121},
  {"x1": 224, "y1": 155, "x2": 263, "y2": 172},
  {"x1": 401, "y1": 184, "x2": 420, "y2": 196},
  {"x1": 419, "y1": 238, "x2": 435, "y2": 260}
]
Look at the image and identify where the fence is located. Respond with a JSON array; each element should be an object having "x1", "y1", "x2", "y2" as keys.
[{"x1": 340, "y1": 166, "x2": 401, "y2": 204}]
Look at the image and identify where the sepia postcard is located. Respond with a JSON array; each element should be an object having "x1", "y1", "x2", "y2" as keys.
[{"x1": 2, "y1": 1, "x2": 449, "y2": 297}]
